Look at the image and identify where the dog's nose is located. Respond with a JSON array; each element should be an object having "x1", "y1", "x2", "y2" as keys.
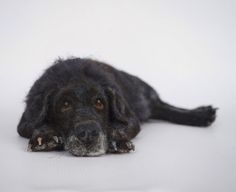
[{"x1": 74, "y1": 121, "x2": 100, "y2": 144}]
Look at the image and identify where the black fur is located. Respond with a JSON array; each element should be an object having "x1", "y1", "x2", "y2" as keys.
[{"x1": 17, "y1": 58, "x2": 217, "y2": 156}]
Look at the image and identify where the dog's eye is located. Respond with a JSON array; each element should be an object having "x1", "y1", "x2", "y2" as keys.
[
  {"x1": 61, "y1": 101, "x2": 72, "y2": 113},
  {"x1": 94, "y1": 99, "x2": 104, "y2": 110}
]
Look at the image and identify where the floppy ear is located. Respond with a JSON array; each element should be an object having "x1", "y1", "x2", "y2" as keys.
[
  {"x1": 17, "y1": 89, "x2": 55, "y2": 138},
  {"x1": 33, "y1": 90, "x2": 55, "y2": 127},
  {"x1": 105, "y1": 87, "x2": 140, "y2": 141}
]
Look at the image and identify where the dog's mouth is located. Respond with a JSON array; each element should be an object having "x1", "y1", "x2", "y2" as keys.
[{"x1": 64, "y1": 133, "x2": 108, "y2": 157}]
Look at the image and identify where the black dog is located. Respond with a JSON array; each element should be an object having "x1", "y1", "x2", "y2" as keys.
[{"x1": 17, "y1": 58, "x2": 217, "y2": 156}]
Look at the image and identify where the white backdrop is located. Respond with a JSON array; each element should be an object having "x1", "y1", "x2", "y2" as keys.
[{"x1": 0, "y1": 0, "x2": 236, "y2": 192}]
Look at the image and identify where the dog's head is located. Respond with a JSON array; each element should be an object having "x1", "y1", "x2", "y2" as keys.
[
  {"x1": 53, "y1": 81, "x2": 110, "y2": 156},
  {"x1": 39, "y1": 80, "x2": 130, "y2": 156}
]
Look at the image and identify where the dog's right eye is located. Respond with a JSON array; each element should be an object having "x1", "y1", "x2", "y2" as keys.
[
  {"x1": 60, "y1": 101, "x2": 72, "y2": 113},
  {"x1": 94, "y1": 98, "x2": 104, "y2": 111}
]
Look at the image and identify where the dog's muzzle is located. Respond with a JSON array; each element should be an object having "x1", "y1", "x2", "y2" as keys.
[{"x1": 64, "y1": 120, "x2": 108, "y2": 156}]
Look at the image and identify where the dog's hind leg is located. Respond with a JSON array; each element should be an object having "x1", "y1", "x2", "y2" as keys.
[{"x1": 150, "y1": 99, "x2": 217, "y2": 127}]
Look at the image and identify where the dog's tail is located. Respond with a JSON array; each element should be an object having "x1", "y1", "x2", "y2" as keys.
[{"x1": 150, "y1": 99, "x2": 217, "y2": 127}]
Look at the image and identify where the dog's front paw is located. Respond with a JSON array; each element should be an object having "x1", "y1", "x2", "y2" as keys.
[
  {"x1": 28, "y1": 129, "x2": 63, "y2": 152},
  {"x1": 108, "y1": 140, "x2": 135, "y2": 154},
  {"x1": 193, "y1": 106, "x2": 217, "y2": 127}
]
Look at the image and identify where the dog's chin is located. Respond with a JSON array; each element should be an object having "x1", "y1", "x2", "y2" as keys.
[{"x1": 64, "y1": 134, "x2": 108, "y2": 157}]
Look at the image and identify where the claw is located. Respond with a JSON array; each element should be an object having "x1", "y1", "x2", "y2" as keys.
[
  {"x1": 52, "y1": 136, "x2": 59, "y2": 143},
  {"x1": 27, "y1": 144, "x2": 32, "y2": 152},
  {"x1": 37, "y1": 137, "x2": 42, "y2": 146},
  {"x1": 111, "y1": 141, "x2": 118, "y2": 151},
  {"x1": 126, "y1": 141, "x2": 135, "y2": 151},
  {"x1": 58, "y1": 137, "x2": 63, "y2": 144}
]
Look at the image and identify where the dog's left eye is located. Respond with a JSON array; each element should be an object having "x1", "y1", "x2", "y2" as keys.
[
  {"x1": 94, "y1": 99, "x2": 104, "y2": 110},
  {"x1": 61, "y1": 101, "x2": 72, "y2": 113}
]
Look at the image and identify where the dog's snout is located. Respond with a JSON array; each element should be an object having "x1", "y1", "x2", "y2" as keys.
[{"x1": 74, "y1": 121, "x2": 100, "y2": 144}]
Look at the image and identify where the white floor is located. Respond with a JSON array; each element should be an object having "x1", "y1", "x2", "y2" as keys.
[{"x1": 0, "y1": 1, "x2": 235, "y2": 192}]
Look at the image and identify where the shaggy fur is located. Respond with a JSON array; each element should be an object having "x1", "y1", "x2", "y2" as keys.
[{"x1": 17, "y1": 58, "x2": 217, "y2": 156}]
